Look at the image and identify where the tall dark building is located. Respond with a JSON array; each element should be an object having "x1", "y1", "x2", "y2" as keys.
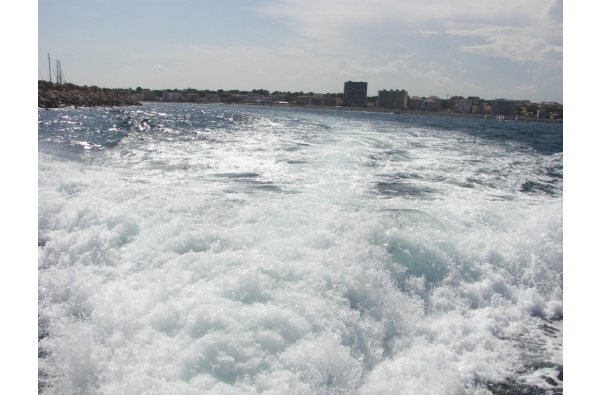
[{"x1": 343, "y1": 81, "x2": 368, "y2": 106}]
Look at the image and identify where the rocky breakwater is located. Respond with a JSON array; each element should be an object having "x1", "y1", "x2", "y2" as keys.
[{"x1": 38, "y1": 81, "x2": 141, "y2": 109}]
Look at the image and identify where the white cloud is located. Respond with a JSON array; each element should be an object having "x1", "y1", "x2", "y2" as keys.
[
  {"x1": 261, "y1": 0, "x2": 563, "y2": 63},
  {"x1": 126, "y1": 44, "x2": 345, "y2": 92},
  {"x1": 256, "y1": 0, "x2": 562, "y2": 101},
  {"x1": 444, "y1": 24, "x2": 562, "y2": 63},
  {"x1": 343, "y1": 56, "x2": 451, "y2": 86},
  {"x1": 37, "y1": 0, "x2": 563, "y2": 101},
  {"x1": 262, "y1": 0, "x2": 561, "y2": 30}
]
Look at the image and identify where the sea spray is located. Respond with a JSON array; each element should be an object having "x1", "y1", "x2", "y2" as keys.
[{"x1": 39, "y1": 103, "x2": 562, "y2": 394}]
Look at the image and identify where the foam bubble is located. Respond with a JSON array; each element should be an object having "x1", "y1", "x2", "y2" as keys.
[{"x1": 38, "y1": 105, "x2": 562, "y2": 394}]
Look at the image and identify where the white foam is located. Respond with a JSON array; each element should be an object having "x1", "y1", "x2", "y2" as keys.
[{"x1": 38, "y1": 105, "x2": 562, "y2": 394}]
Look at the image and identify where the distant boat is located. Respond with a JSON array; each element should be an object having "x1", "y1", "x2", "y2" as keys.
[{"x1": 47, "y1": 53, "x2": 65, "y2": 84}]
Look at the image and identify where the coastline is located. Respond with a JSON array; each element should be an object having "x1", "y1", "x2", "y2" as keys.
[
  {"x1": 36, "y1": 81, "x2": 560, "y2": 124},
  {"x1": 141, "y1": 100, "x2": 562, "y2": 124}
]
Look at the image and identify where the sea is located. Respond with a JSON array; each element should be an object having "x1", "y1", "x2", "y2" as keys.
[{"x1": 38, "y1": 103, "x2": 563, "y2": 394}]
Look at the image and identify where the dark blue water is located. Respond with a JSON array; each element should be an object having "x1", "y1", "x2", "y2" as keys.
[{"x1": 38, "y1": 104, "x2": 562, "y2": 154}]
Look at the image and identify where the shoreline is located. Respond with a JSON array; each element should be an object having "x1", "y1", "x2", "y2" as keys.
[{"x1": 139, "y1": 100, "x2": 563, "y2": 124}]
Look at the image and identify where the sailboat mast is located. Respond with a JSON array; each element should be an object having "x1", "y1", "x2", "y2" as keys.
[{"x1": 48, "y1": 54, "x2": 52, "y2": 82}]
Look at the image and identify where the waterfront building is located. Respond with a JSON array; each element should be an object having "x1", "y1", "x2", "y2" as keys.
[
  {"x1": 294, "y1": 95, "x2": 310, "y2": 105},
  {"x1": 491, "y1": 99, "x2": 516, "y2": 116},
  {"x1": 410, "y1": 96, "x2": 441, "y2": 111},
  {"x1": 162, "y1": 92, "x2": 183, "y2": 102},
  {"x1": 409, "y1": 96, "x2": 422, "y2": 110},
  {"x1": 424, "y1": 96, "x2": 442, "y2": 111},
  {"x1": 322, "y1": 96, "x2": 340, "y2": 107},
  {"x1": 343, "y1": 81, "x2": 368, "y2": 106},
  {"x1": 294, "y1": 94, "x2": 338, "y2": 106},
  {"x1": 377, "y1": 89, "x2": 408, "y2": 110},
  {"x1": 270, "y1": 93, "x2": 287, "y2": 102},
  {"x1": 141, "y1": 90, "x2": 156, "y2": 101},
  {"x1": 186, "y1": 93, "x2": 199, "y2": 102},
  {"x1": 474, "y1": 104, "x2": 485, "y2": 114},
  {"x1": 463, "y1": 97, "x2": 480, "y2": 114}
]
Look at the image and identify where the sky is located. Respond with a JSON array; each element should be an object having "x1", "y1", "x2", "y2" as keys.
[{"x1": 38, "y1": 0, "x2": 563, "y2": 103}]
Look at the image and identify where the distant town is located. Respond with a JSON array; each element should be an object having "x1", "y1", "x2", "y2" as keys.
[
  {"x1": 129, "y1": 81, "x2": 562, "y2": 121},
  {"x1": 39, "y1": 74, "x2": 562, "y2": 121},
  {"x1": 39, "y1": 56, "x2": 562, "y2": 119}
]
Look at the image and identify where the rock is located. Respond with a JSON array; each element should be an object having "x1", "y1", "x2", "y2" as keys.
[{"x1": 38, "y1": 81, "x2": 141, "y2": 109}]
